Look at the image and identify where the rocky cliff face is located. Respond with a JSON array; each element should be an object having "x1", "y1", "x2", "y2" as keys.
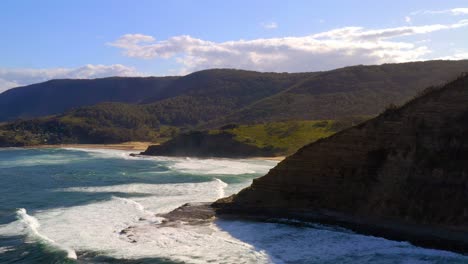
[{"x1": 214, "y1": 74, "x2": 468, "y2": 251}]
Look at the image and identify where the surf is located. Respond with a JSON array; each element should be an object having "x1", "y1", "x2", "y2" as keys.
[{"x1": 16, "y1": 208, "x2": 77, "y2": 260}]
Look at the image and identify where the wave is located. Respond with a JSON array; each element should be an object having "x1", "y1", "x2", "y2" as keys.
[
  {"x1": 112, "y1": 196, "x2": 164, "y2": 224},
  {"x1": 0, "y1": 154, "x2": 81, "y2": 168},
  {"x1": 63, "y1": 147, "x2": 278, "y2": 175},
  {"x1": 2, "y1": 185, "x2": 466, "y2": 263},
  {"x1": 214, "y1": 178, "x2": 228, "y2": 198},
  {"x1": 166, "y1": 157, "x2": 277, "y2": 175},
  {"x1": 16, "y1": 208, "x2": 77, "y2": 260},
  {"x1": 62, "y1": 147, "x2": 137, "y2": 160}
]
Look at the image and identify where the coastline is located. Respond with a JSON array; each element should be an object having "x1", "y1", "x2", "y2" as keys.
[
  {"x1": 212, "y1": 207, "x2": 468, "y2": 254},
  {"x1": 160, "y1": 202, "x2": 468, "y2": 254},
  {"x1": 22, "y1": 141, "x2": 155, "y2": 151},
  {"x1": 252, "y1": 156, "x2": 286, "y2": 161},
  {"x1": 17, "y1": 143, "x2": 287, "y2": 161}
]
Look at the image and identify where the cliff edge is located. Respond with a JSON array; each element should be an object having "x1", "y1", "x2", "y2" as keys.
[{"x1": 214, "y1": 74, "x2": 468, "y2": 252}]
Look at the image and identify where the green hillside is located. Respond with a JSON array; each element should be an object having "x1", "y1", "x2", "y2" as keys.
[
  {"x1": 211, "y1": 120, "x2": 342, "y2": 154},
  {"x1": 0, "y1": 76, "x2": 177, "y2": 121},
  {"x1": 1, "y1": 61, "x2": 468, "y2": 148},
  {"x1": 0, "y1": 69, "x2": 313, "y2": 122},
  {"x1": 207, "y1": 60, "x2": 468, "y2": 126},
  {"x1": 140, "y1": 119, "x2": 366, "y2": 158},
  {"x1": 0, "y1": 103, "x2": 179, "y2": 146}
]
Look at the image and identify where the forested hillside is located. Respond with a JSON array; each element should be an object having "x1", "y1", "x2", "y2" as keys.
[
  {"x1": 208, "y1": 60, "x2": 468, "y2": 126},
  {"x1": 0, "y1": 76, "x2": 177, "y2": 121},
  {"x1": 1, "y1": 60, "x2": 468, "y2": 147}
]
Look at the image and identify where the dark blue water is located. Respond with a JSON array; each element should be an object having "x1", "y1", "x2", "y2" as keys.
[{"x1": 0, "y1": 148, "x2": 466, "y2": 263}]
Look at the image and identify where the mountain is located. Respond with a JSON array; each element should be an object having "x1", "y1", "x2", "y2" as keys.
[
  {"x1": 208, "y1": 60, "x2": 468, "y2": 126},
  {"x1": 142, "y1": 69, "x2": 313, "y2": 104},
  {"x1": 213, "y1": 74, "x2": 468, "y2": 252},
  {"x1": 0, "y1": 76, "x2": 177, "y2": 121},
  {"x1": 0, "y1": 69, "x2": 312, "y2": 122},
  {"x1": 3, "y1": 61, "x2": 468, "y2": 125},
  {"x1": 2, "y1": 61, "x2": 468, "y2": 147}
]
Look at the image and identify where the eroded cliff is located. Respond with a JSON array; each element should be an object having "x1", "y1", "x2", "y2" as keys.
[{"x1": 214, "y1": 74, "x2": 468, "y2": 252}]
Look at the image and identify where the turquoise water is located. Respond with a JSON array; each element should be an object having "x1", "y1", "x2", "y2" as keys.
[{"x1": 0, "y1": 148, "x2": 466, "y2": 263}]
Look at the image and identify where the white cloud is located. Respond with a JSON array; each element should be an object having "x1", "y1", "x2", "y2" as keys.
[
  {"x1": 405, "y1": 16, "x2": 412, "y2": 23},
  {"x1": 0, "y1": 64, "x2": 142, "y2": 93},
  {"x1": 0, "y1": 79, "x2": 19, "y2": 93},
  {"x1": 261, "y1": 22, "x2": 278, "y2": 29},
  {"x1": 452, "y1": 8, "x2": 468, "y2": 15},
  {"x1": 109, "y1": 20, "x2": 468, "y2": 74},
  {"x1": 436, "y1": 51, "x2": 468, "y2": 60},
  {"x1": 411, "y1": 7, "x2": 468, "y2": 16}
]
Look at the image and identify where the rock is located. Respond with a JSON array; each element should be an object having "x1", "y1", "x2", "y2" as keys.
[
  {"x1": 158, "y1": 202, "x2": 216, "y2": 226},
  {"x1": 213, "y1": 74, "x2": 468, "y2": 253}
]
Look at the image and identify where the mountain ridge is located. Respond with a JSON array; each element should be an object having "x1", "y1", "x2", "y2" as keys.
[{"x1": 2, "y1": 60, "x2": 468, "y2": 147}]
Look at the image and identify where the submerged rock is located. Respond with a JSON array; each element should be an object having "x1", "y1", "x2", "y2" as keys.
[{"x1": 213, "y1": 74, "x2": 468, "y2": 253}]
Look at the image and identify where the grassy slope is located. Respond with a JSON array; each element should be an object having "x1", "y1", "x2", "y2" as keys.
[{"x1": 209, "y1": 120, "x2": 353, "y2": 155}]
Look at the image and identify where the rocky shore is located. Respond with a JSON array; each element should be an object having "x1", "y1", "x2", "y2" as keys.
[{"x1": 148, "y1": 201, "x2": 468, "y2": 254}]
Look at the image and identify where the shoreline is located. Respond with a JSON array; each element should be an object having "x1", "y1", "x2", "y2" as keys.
[
  {"x1": 23, "y1": 141, "x2": 155, "y2": 151},
  {"x1": 160, "y1": 202, "x2": 468, "y2": 255},
  {"x1": 215, "y1": 208, "x2": 468, "y2": 255},
  {"x1": 16, "y1": 143, "x2": 287, "y2": 161}
]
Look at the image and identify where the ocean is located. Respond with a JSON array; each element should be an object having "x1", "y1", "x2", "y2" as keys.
[{"x1": 0, "y1": 148, "x2": 466, "y2": 264}]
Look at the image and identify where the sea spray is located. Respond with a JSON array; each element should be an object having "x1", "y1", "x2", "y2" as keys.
[
  {"x1": 214, "y1": 178, "x2": 229, "y2": 198},
  {"x1": 16, "y1": 208, "x2": 77, "y2": 260},
  {"x1": 112, "y1": 196, "x2": 164, "y2": 224}
]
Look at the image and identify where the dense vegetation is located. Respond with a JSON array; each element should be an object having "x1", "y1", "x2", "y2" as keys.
[
  {"x1": 0, "y1": 76, "x2": 177, "y2": 121},
  {"x1": 0, "y1": 103, "x2": 179, "y2": 146},
  {"x1": 207, "y1": 60, "x2": 468, "y2": 126},
  {"x1": 0, "y1": 69, "x2": 311, "y2": 122},
  {"x1": 1, "y1": 60, "x2": 468, "y2": 148}
]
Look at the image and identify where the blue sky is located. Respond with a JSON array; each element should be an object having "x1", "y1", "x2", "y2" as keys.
[{"x1": 1, "y1": 0, "x2": 468, "y2": 91}]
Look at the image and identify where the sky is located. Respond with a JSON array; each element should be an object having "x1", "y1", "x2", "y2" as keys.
[{"x1": 1, "y1": 0, "x2": 468, "y2": 92}]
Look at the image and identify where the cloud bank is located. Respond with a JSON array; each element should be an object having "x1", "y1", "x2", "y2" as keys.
[
  {"x1": 0, "y1": 64, "x2": 142, "y2": 93},
  {"x1": 110, "y1": 20, "x2": 468, "y2": 74}
]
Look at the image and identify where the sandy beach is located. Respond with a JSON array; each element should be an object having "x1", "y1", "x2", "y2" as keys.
[
  {"x1": 21, "y1": 142, "x2": 287, "y2": 161},
  {"x1": 25, "y1": 141, "x2": 155, "y2": 151}
]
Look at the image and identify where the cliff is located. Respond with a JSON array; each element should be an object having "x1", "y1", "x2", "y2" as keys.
[{"x1": 214, "y1": 74, "x2": 468, "y2": 252}]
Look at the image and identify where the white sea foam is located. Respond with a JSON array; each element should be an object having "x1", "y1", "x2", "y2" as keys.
[
  {"x1": 0, "y1": 153, "x2": 81, "y2": 168},
  {"x1": 166, "y1": 157, "x2": 277, "y2": 175},
  {"x1": 3, "y1": 179, "x2": 272, "y2": 263},
  {"x1": 4, "y1": 178, "x2": 462, "y2": 264},
  {"x1": 16, "y1": 208, "x2": 77, "y2": 260},
  {"x1": 0, "y1": 246, "x2": 14, "y2": 254},
  {"x1": 1, "y1": 149, "x2": 464, "y2": 263},
  {"x1": 62, "y1": 147, "x2": 137, "y2": 160}
]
